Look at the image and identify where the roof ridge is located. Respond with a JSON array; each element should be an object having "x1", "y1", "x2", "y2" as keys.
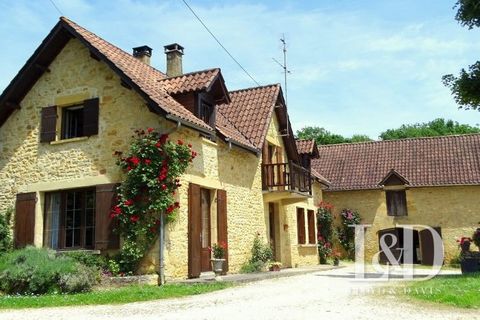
[
  {"x1": 229, "y1": 83, "x2": 280, "y2": 94},
  {"x1": 216, "y1": 108, "x2": 256, "y2": 147},
  {"x1": 316, "y1": 133, "x2": 480, "y2": 148},
  {"x1": 159, "y1": 68, "x2": 220, "y2": 80}
]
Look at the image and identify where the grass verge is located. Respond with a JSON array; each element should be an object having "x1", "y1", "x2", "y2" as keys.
[
  {"x1": 0, "y1": 282, "x2": 231, "y2": 309},
  {"x1": 404, "y1": 273, "x2": 480, "y2": 308}
]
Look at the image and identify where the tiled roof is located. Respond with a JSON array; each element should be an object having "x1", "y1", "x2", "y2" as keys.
[
  {"x1": 296, "y1": 139, "x2": 315, "y2": 154},
  {"x1": 312, "y1": 134, "x2": 480, "y2": 191},
  {"x1": 160, "y1": 68, "x2": 220, "y2": 95},
  {"x1": 61, "y1": 17, "x2": 212, "y2": 131},
  {"x1": 217, "y1": 84, "x2": 281, "y2": 149},
  {"x1": 311, "y1": 168, "x2": 331, "y2": 186},
  {"x1": 215, "y1": 111, "x2": 257, "y2": 150}
]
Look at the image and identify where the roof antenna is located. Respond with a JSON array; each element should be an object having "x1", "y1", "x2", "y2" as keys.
[
  {"x1": 272, "y1": 34, "x2": 291, "y2": 106},
  {"x1": 273, "y1": 34, "x2": 292, "y2": 137}
]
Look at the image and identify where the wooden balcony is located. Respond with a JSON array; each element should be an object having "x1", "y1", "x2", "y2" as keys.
[{"x1": 262, "y1": 161, "x2": 312, "y2": 196}]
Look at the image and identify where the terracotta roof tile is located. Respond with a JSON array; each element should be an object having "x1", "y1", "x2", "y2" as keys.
[
  {"x1": 312, "y1": 134, "x2": 480, "y2": 191},
  {"x1": 60, "y1": 17, "x2": 212, "y2": 131},
  {"x1": 215, "y1": 111, "x2": 256, "y2": 150},
  {"x1": 296, "y1": 139, "x2": 315, "y2": 154},
  {"x1": 217, "y1": 84, "x2": 280, "y2": 149},
  {"x1": 160, "y1": 68, "x2": 220, "y2": 95}
]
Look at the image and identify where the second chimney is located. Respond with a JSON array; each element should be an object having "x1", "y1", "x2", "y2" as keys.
[
  {"x1": 164, "y1": 43, "x2": 184, "y2": 77},
  {"x1": 133, "y1": 45, "x2": 153, "y2": 65}
]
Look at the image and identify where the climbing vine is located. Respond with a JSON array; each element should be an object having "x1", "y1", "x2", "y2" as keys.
[
  {"x1": 317, "y1": 201, "x2": 334, "y2": 264},
  {"x1": 112, "y1": 128, "x2": 196, "y2": 272},
  {"x1": 337, "y1": 209, "x2": 361, "y2": 259}
]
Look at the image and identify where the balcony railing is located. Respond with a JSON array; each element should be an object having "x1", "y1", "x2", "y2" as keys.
[{"x1": 262, "y1": 161, "x2": 312, "y2": 195}]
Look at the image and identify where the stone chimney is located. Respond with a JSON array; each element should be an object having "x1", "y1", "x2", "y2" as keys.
[
  {"x1": 132, "y1": 45, "x2": 153, "y2": 65},
  {"x1": 164, "y1": 43, "x2": 184, "y2": 77}
]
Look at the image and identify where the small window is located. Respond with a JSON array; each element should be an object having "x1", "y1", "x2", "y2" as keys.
[
  {"x1": 296, "y1": 207, "x2": 306, "y2": 244},
  {"x1": 307, "y1": 210, "x2": 316, "y2": 244},
  {"x1": 44, "y1": 188, "x2": 96, "y2": 250},
  {"x1": 386, "y1": 190, "x2": 408, "y2": 216},
  {"x1": 61, "y1": 105, "x2": 84, "y2": 139}
]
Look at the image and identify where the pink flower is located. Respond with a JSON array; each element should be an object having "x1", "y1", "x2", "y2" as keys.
[
  {"x1": 130, "y1": 215, "x2": 139, "y2": 223},
  {"x1": 147, "y1": 127, "x2": 154, "y2": 133},
  {"x1": 124, "y1": 199, "x2": 134, "y2": 206}
]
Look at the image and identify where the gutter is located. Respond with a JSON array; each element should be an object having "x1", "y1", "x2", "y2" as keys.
[
  {"x1": 224, "y1": 137, "x2": 260, "y2": 155},
  {"x1": 165, "y1": 114, "x2": 214, "y2": 136}
]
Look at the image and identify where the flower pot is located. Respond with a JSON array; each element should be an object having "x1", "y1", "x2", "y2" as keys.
[
  {"x1": 269, "y1": 265, "x2": 281, "y2": 272},
  {"x1": 319, "y1": 256, "x2": 328, "y2": 265},
  {"x1": 211, "y1": 258, "x2": 225, "y2": 276},
  {"x1": 460, "y1": 256, "x2": 480, "y2": 274},
  {"x1": 333, "y1": 258, "x2": 339, "y2": 266}
]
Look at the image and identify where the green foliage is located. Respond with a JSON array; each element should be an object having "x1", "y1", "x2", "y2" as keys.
[
  {"x1": 443, "y1": 63, "x2": 480, "y2": 111},
  {"x1": 379, "y1": 118, "x2": 480, "y2": 140},
  {"x1": 0, "y1": 208, "x2": 13, "y2": 254},
  {"x1": 240, "y1": 234, "x2": 273, "y2": 273},
  {"x1": 210, "y1": 242, "x2": 227, "y2": 259},
  {"x1": 337, "y1": 209, "x2": 361, "y2": 259},
  {"x1": 0, "y1": 247, "x2": 98, "y2": 295},
  {"x1": 60, "y1": 251, "x2": 106, "y2": 269},
  {"x1": 112, "y1": 128, "x2": 195, "y2": 273},
  {"x1": 473, "y1": 228, "x2": 480, "y2": 249},
  {"x1": 454, "y1": 0, "x2": 480, "y2": 29},
  {"x1": 0, "y1": 283, "x2": 231, "y2": 309},
  {"x1": 296, "y1": 126, "x2": 372, "y2": 145},
  {"x1": 107, "y1": 259, "x2": 120, "y2": 277},
  {"x1": 317, "y1": 202, "x2": 335, "y2": 264}
]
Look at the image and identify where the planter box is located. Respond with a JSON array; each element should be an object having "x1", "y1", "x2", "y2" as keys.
[{"x1": 461, "y1": 256, "x2": 480, "y2": 274}]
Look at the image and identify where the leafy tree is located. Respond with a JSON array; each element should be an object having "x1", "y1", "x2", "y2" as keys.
[
  {"x1": 443, "y1": 1, "x2": 480, "y2": 110},
  {"x1": 296, "y1": 126, "x2": 371, "y2": 145},
  {"x1": 379, "y1": 118, "x2": 480, "y2": 140}
]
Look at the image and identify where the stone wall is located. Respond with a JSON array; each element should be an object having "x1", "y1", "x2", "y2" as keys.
[{"x1": 324, "y1": 186, "x2": 480, "y2": 263}]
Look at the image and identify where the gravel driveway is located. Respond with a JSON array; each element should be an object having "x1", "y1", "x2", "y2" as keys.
[{"x1": 0, "y1": 266, "x2": 475, "y2": 320}]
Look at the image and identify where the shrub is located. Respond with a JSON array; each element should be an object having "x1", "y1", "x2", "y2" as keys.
[
  {"x1": 0, "y1": 208, "x2": 13, "y2": 254},
  {"x1": 60, "y1": 251, "x2": 106, "y2": 269},
  {"x1": 240, "y1": 234, "x2": 273, "y2": 273},
  {"x1": 58, "y1": 264, "x2": 98, "y2": 293},
  {"x1": 317, "y1": 202, "x2": 334, "y2": 264},
  {"x1": 240, "y1": 261, "x2": 264, "y2": 273},
  {"x1": 0, "y1": 247, "x2": 98, "y2": 295}
]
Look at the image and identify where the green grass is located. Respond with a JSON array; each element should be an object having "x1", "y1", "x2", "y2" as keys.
[
  {"x1": 404, "y1": 273, "x2": 480, "y2": 308},
  {"x1": 0, "y1": 282, "x2": 231, "y2": 309}
]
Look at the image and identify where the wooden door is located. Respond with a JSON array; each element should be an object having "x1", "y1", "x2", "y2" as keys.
[
  {"x1": 420, "y1": 227, "x2": 442, "y2": 266},
  {"x1": 200, "y1": 188, "x2": 211, "y2": 272},
  {"x1": 188, "y1": 183, "x2": 202, "y2": 278},
  {"x1": 378, "y1": 228, "x2": 402, "y2": 264},
  {"x1": 268, "y1": 203, "x2": 277, "y2": 260},
  {"x1": 217, "y1": 190, "x2": 228, "y2": 274},
  {"x1": 14, "y1": 193, "x2": 37, "y2": 248}
]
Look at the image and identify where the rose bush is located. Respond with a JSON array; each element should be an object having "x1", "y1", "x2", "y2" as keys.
[
  {"x1": 317, "y1": 201, "x2": 334, "y2": 264},
  {"x1": 112, "y1": 128, "x2": 196, "y2": 272},
  {"x1": 337, "y1": 209, "x2": 361, "y2": 259}
]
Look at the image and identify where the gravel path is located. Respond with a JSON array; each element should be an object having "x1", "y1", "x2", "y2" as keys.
[{"x1": 0, "y1": 266, "x2": 475, "y2": 320}]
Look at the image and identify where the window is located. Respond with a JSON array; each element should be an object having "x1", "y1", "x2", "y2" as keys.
[
  {"x1": 307, "y1": 209, "x2": 315, "y2": 244},
  {"x1": 39, "y1": 98, "x2": 99, "y2": 143},
  {"x1": 199, "y1": 101, "x2": 214, "y2": 126},
  {"x1": 386, "y1": 190, "x2": 408, "y2": 216},
  {"x1": 61, "y1": 104, "x2": 84, "y2": 139},
  {"x1": 44, "y1": 189, "x2": 96, "y2": 249},
  {"x1": 296, "y1": 207, "x2": 306, "y2": 244}
]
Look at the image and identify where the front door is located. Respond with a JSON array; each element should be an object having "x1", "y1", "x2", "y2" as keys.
[
  {"x1": 200, "y1": 188, "x2": 211, "y2": 272},
  {"x1": 269, "y1": 203, "x2": 277, "y2": 260}
]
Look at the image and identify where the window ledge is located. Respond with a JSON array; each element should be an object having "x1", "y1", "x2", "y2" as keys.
[
  {"x1": 297, "y1": 244, "x2": 317, "y2": 248},
  {"x1": 55, "y1": 249, "x2": 101, "y2": 255},
  {"x1": 50, "y1": 136, "x2": 89, "y2": 145}
]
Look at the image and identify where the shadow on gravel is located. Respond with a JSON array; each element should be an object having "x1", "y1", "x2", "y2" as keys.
[{"x1": 314, "y1": 272, "x2": 445, "y2": 279}]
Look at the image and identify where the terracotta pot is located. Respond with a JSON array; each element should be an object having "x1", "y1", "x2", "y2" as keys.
[{"x1": 269, "y1": 265, "x2": 281, "y2": 272}]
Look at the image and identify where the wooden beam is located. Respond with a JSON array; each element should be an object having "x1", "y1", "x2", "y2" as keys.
[
  {"x1": 120, "y1": 79, "x2": 132, "y2": 90},
  {"x1": 90, "y1": 51, "x2": 100, "y2": 61},
  {"x1": 34, "y1": 63, "x2": 50, "y2": 73},
  {"x1": 5, "y1": 101, "x2": 20, "y2": 110}
]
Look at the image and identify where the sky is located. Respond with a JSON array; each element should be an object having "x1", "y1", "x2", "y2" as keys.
[{"x1": 1, "y1": 0, "x2": 479, "y2": 139}]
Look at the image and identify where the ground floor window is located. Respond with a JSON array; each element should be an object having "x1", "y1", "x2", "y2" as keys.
[{"x1": 44, "y1": 188, "x2": 96, "y2": 250}]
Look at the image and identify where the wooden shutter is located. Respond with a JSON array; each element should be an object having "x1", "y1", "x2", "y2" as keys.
[
  {"x1": 217, "y1": 189, "x2": 228, "y2": 274},
  {"x1": 188, "y1": 183, "x2": 202, "y2": 278},
  {"x1": 40, "y1": 106, "x2": 57, "y2": 142},
  {"x1": 262, "y1": 142, "x2": 269, "y2": 189},
  {"x1": 276, "y1": 146, "x2": 285, "y2": 190},
  {"x1": 83, "y1": 98, "x2": 99, "y2": 136},
  {"x1": 307, "y1": 210, "x2": 315, "y2": 244},
  {"x1": 296, "y1": 207, "x2": 306, "y2": 244},
  {"x1": 420, "y1": 227, "x2": 442, "y2": 266},
  {"x1": 95, "y1": 183, "x2": 119, "y2": 250},
  {"x1": 378, "y1": 228, "x2": 402, "y2": 264},
  {"x1": 14, "y1": 193, "x2": 37, "y2": 248},
  {"x1": 386, "y1": 190, "x2": 408, "y2": 216}
]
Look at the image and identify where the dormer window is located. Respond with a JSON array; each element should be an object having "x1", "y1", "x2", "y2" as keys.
[
  {"x1": 378, "y1": 169, "x2": 410, "y2": 217},
  {"x1": 199, "y1": 100, "x2": 214, "y2": 126}
]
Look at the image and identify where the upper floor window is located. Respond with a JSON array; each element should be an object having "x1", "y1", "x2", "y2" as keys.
[
  {"x1": 199, "y1": 100, "x2": 214, "y2": 126},
  {"x1": 386, "y1": 190, "x2": 408, "y2": 216},
  {"x1": 40, "y1": 97, "x2": 99, "y2": 143}
]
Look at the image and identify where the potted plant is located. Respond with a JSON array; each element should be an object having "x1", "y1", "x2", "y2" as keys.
[
  {"x1": 457, "y1": 237, "x2": 480, "y2": 274},
  {"x1": 209, "y1": 242, "x2": 227, "y2": 276},
  {"x1": 472, "y1": 228, "x2": 480, "y2": 251},
  {"x1": 332, "y1": 249, "x2": 341, "y2": 266},
  {"x1": 268, "y1": 261, "x2": 282, "y2": 272}
]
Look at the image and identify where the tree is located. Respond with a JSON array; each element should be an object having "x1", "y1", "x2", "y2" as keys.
[
  {"x1": 296, "y1": 126, "x2": 372, "y2": 145},
  {"x1": 443, "y1": 0, "x2": 480, "y2": 110},
  {"x1": 379, "y1": 118, "x2": 480, "y2": 140}
]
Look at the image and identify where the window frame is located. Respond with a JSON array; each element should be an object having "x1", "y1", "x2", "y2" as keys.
[
  {"x1": 296, "y1": 207, "x2": 306, "y2": 244},
  {"x1": 307, "y1": 209, "x2": 316, "y2": 244},
  {"x1": 61, "y1": 103, "x2": 85, "y2": 140},
  {"x1": 43, "y1": 188, "x2": 96, "y2": 250},
  {"x1": 386, "y1": 189, "x2": 408, "y2": 217}
]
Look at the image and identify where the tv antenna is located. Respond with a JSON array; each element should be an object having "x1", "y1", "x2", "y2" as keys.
[{"x1": 272, "y1": 34, "x2": 291, "y2": 106}]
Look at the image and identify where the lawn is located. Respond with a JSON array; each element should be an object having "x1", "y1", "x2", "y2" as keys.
[
  {"x1": 404, "y1": 273, "x2": 480, "y2": 308},
  {"x1": 0, "y1": 282, "x2": 231, "y2": 309}
]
